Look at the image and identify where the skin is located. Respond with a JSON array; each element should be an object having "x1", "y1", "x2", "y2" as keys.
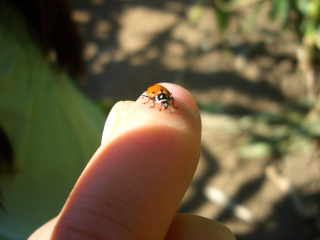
[{"x1": 29, "y1": 83, "x2": 236, "y2": 240}]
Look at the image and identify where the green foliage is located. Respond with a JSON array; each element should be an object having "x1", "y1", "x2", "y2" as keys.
[
  {"x1": 210, "y1": 0, "x2": 320, "y2": 101},
  {"x1": 297, "y1": 0, "x2": 320, "y2": 51},
  {"x1": 211, "y1": 1, "x2": 232, "y2": 35},
  {"x1": 269, "y1": 0, "x2": 290, "y2": 28},
  {"x1": 199, "y1": 102, "x2": 225, "y2": 113},
  {"x1": 237, "y1": 101, "x2": 320, "y2": 159},
  {"x1": 211, "y1": 0, "x2": 320, "y2": 39},
  {"x1": 188, "y1": 4, "x2": 205, "y2": 25}
]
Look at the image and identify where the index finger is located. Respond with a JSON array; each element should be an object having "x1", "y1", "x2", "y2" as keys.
[{"x1": 52, "y1": 83, "x2": 201, "y2": 240}]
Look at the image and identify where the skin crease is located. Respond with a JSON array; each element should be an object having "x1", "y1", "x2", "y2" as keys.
[{"x1": 29, "y1": 83, "x2": 236, "y2": 240}]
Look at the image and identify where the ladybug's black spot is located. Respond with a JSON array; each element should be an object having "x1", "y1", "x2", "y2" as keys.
[{"x1": 156, "y1": 93, "x2": 171, "y2": 104}]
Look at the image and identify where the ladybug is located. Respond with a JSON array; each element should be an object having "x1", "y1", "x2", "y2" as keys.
[{"x1": 141, "y1": 84, "x2": 178, "y2": 112}]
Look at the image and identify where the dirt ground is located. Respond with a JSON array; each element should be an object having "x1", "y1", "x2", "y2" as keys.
[{"x1": 73, "y1": 0, "x2": 320, "y2": 239}]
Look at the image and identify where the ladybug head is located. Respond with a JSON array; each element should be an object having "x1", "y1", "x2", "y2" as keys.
[{"x1": 156, "y1": 93, "x2": 171, "y2": 109}]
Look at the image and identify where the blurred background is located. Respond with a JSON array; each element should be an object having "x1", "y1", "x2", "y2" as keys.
[{"x1": 73, "y1": 0, "x2": 320, "y2": 239}]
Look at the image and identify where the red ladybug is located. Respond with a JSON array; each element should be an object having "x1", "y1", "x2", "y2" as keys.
[{"x1": 141, "y1": 84, "x2": 178, "y2": 112}]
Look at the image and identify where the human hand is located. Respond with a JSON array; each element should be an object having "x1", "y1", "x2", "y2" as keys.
[{"x1": 29, "y1": 83, "x2": 235, "y2": 240}]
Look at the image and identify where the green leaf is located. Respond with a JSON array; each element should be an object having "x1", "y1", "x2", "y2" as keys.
[
  {"x1": 308, "y1": 0, "x2": 320, "y2": 20},
  {"x1": 314, "y1": 26, "x2": 320, "y2": 48},
  {"x1": 296, "y1": 0, "x2": 310, "y2": 15},
  {"x1": 303, "y1": 21, "x2": 317, "y2": 45},
  {"x1": 212, "y1": 1, "x2": 231, "y2": 35},
  {"x1": 188, "y1": 4, "x2": 204, "y2": 25},
  {"x1": 269, "y1": 0, "x2": 290, "y2": 27},
  {"x1": 238, "y1": 142, "x2": 273, "y2": 159},
  {"x1": 304, "y1": 121, "x2": 320, "y2": 137},
  {"x1": 244, "y1": 4, "x2": 260, "y2": 31}
]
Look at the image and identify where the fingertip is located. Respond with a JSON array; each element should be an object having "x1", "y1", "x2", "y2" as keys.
[
  {"x1": 101, "y1": 101, "x2": 134, "y2": 144},
  {"x1": 28, "y1": 218, "x2": 58, "y2": 240},
  {"x1": 166, "y1": 214, "x2": 236, "y2": 240},
  {"x1": 159, "y1": 83, "x2": 199, "y2": 117},
  {"x1": 101, "y1": 83, "x2": 200, "y2": 145}
]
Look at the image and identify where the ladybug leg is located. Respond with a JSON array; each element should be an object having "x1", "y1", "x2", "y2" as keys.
[
  {"x1": 171, "y1": 97, "x2": 179, "y2": 109},
  {"x1": 142, "y1": 95, "x2": 155, "y2": 108},
  {"x1": 141, "y1": 95, "x2": 151, "y2": 104},
  {"x1": 150, "y1": 99, "x2": 155, "y2": 108},
  {"x1": 141, "y1": 95, "x2": 149, "y2": 100}
]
